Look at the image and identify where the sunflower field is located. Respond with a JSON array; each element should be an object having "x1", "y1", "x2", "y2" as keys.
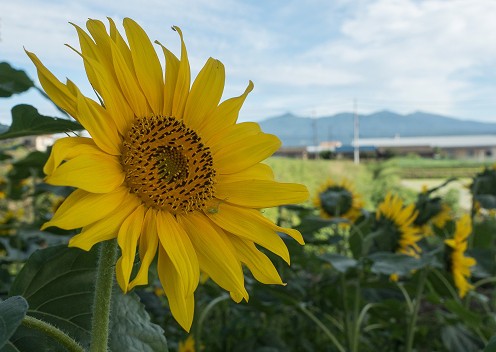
[{"x1": 2, "y1": 19, "x2": 496, "y2": 352}]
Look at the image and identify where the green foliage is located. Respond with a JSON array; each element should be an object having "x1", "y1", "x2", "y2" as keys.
[
  {"x1": 0, "y1": 296, "x2": 28, "y2": 349},
  {"x1": 0, "y1": 105, "x2": 83, "y2": 140},
  {"x1": 7, "y1": 244, "x2": 167, "y2": 351},
  {"x1": 0, "y1": 63, "x2": 33, "y2": 98},
  {"x1": 3, "y1": 60, "x2": 496, "y2": 351}
]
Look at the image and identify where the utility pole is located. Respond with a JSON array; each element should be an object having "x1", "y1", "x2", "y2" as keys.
[
  {"x1": 353, "y1": 99, "x2": 360, "y2": 164},
  {"x1": 312, "y1": 109, "x2": 319, "y2": 160}
]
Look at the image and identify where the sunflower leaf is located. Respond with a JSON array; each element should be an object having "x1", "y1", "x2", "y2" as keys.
[
  {"x1": 0, "y1": 296, "x2": 28, "y2": 349},
  {"x1": 7, "y1": 244, "x2": 168, "y2": 351},
  {"x1": 0, "y1": 105, "x2": 83, "y2": 140},
  {"x1": 0, "y1": 62, "x2": 34, "y2": 97}
]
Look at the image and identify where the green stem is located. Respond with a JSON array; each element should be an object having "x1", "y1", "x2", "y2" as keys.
[
  {"x1": 196, "y1": 294, "x2": 230, "y2": 350},
  {"x1": 90, "y1": 239, "x2": 118, "y2": 352},
  {"x1": 298, "y1": 303, "x2": 346, "y2": 352},
  {"x1": 340, "y1": 274, "x2": 352, "y2": 351},
  {"x1": 405, "y1": 268, "x2": 428, "y2": 352},
  {"x1": 22, "y1": 315, "x2": 84, "y2": 352},
  {"x1": 350, "y1": 278, "x2": 361, "y2": 352}
]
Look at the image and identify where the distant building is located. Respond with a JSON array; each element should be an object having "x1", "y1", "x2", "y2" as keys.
[{"x1": 354, "y1": 135, "x2": 496, "y2": 160}]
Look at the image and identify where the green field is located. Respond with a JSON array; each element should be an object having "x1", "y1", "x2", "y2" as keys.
[{"x1": 266, "y1": 156, "x2": 481, "y2": 212}]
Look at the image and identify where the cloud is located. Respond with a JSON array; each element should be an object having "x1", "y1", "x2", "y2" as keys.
[{"x1": 2, "y1": 0, "x2": 496, "y2": 124}]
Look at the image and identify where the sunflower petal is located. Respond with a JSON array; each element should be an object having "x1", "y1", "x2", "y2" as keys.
[
  {"x1": 206, "y1": 203, "x2": 290, "y2": 264},
  {"x1": 128, "y1": 208, "x2": 159, "y2": 290},
  {"x1": 157, "y1": 44, "x2": 180, "y2": 116},
  {"x1": 44, "y1": 137, "x2": 98, "y2": 176},
  {"x1": 201, "y1": 81, "x2": 254, "y2": 140},
  {"x1": 184, "y1": 58, "x2": 224, "y2": 131},
  {"x1": 171, "y1": 26, "x2": 190, "y2": 119},
  {"x1": 157, "y1": 245, "x2": 195, "y2": 332},
  {"x1": 42, "y1": 187, "x2": 128, "y2": 230},
  {"x1": 25, "y1": 51, "x2": 77, "y2": 116},
  {"x1": 177, "y1": 213, "x2": 248, "y2": 300},
  {"x1": 116, "y1": 205, "x2": 146, "y2": 293},
  {"x1": 75, "y1": 88, "x2": 121, "y2": 155},
  {"x1": 216, "y1": 180, "x2": 309, "y2": 208},
  {"x1": 156, "y1": 211, "x2": 199, "y2": 296},
  {"x1": 207, "y1": 122, "x2": 261, "y2": 153},
  {"x1": 69, "y1": 193, "x2": 141, "y2": 251},
  {"x1": 46, "y1": 153, "x2": 124, "y2": 193},
  {"x1": 229, "y1": 235, "x2": 284, "y2": 285},
  {"x1": 217, "y1": 163, "x2": 274, "y2": 183},
  {"x1": 214, "y1": 133, "x2": 281, "y2": 174},
  {"x1": 109, "y1": 39, "x2": 150, "y2": 117},
  {"x1": 123, "y1": 18, "x2": 164, "y2": 115}
]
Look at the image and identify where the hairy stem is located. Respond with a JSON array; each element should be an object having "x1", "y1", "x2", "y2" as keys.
[{"x1": 90, "y1": 239, "x2": 118, "y2": 352}]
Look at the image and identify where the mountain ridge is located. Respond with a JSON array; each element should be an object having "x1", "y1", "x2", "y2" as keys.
[{"x1": 258, "y1": 110, "x2": 496, "y2": 147}]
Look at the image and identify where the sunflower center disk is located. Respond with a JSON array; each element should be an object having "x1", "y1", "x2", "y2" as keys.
[
  {"x1": 121, "y1": 116, "x2": 216, "y2": 213},
  {"x1": 319, "y1": 186, "x2": 353, "y2": 217}
]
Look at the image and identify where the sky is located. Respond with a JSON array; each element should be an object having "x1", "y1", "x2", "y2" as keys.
[{"x1": 2, "y1": 0, "x2": 496, "y2": 125}]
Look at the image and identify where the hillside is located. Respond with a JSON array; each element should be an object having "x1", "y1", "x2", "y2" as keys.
[{"x1": 259, "y1": 111, "x2": 496, "y2": 147}]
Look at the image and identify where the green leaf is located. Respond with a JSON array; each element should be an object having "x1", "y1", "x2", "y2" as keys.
[
  {"x1": 441, "y1": 324, "x2": 484, "y2": 352},
  {"x1": 484, "y1": 336, "x2": 496, "y2": 352},
  {"x1": 320, "y1": 253, "x2": 358, "y2": 273},
  {"x1": 0, "y1": 296, "x2": 28, "y2": 349},
  {"x1": 0, "y1": 62, "x2": 34, "y2": 97},
  {"x1": 8, "y1": 244, "x2": 168, "y2": 351},
  {"x1": 368, "y1": 252, "x2": 424, "y2": 276},
  {"x1": 8, "y1": 151, "x2": 49, "y2": 181},
  {"x1": 0, "y1": 105, "x2": 82, "y2": 140},
  {"x1": 444, "y1": 299, "x2": 482, "y2": 328}
]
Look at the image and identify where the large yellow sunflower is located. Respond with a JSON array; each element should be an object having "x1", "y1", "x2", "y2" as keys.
[
  {"x1": 376, "y1": 193, "x2": 421, "y2": 257},
  {"x1": 313, "y1": 178, "x2": 363, "y2": 222},
  {"x1": 444, "y1": 214, "x2": 476, "y2": 298},
  {"x1": 29, "y1": 18, "x2": 308, "y2": 331}
]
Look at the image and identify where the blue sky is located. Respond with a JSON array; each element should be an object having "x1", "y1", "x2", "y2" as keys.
[{"x1": 2, "y1": 0, "x2": 496, "y2": 124}]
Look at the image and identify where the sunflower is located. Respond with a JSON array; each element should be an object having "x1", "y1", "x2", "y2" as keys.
[
  {"x1": 178, "y1": 335, "x2": 195, "y2": 352},
  {"x1": 30, "y1": 18, "x2": 308, "y2": 331},
  {"x1": 314, "y1": 178, "x2": 363, "y2": 222},
  {"x1": 444, "y1": 214, "x2": 476, "y2": 298},
  {"x1": 376, "y1": 193, "x2": 421, "y2": 257}
]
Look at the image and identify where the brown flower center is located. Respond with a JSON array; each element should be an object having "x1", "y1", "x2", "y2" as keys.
[{"x1": 121, "y1": 115, "x2": 215, "y2": 213}]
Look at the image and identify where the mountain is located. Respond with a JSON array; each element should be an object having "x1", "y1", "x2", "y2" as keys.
[{"x1": 258, "y1": 111, "x2": 496, "y2": 147}]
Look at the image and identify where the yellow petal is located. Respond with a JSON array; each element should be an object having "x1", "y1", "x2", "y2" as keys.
[
  {"x1": 156, "y1": 211, "x2": 199, "y2": 296},
  {"x1": 116, "y1": 205, "x2": 146, "y2": 293},
  {"x1": 171, "y1": 26, "x2": 190, "y2": 119},
  {"x1": 229, "y1": 235, "x2": 284, "y2": 285},
  {"x1": 69, "y1": 193, "x2": 141, "y2": 251},
  {"x1": 157, "y1": 44, "x2": 180, "y2": 116},
  {"x1": 207, "y1": 122, "x2": 261, "y2": 154},
  {"x1": 214, "y1": 133, "x2": 281, "y2": 175},
  {"x1": 217, "y1": 163, "x2": 274, "y2": 183},
  {"x1": 44, "y1": 137, "x2": 99, "y2": 176},
  {"x1": 184, "y1": 58, "x2": 225, "y2": 131},
  {"x1": 216, "y1": 180, "x2": 309, "y2": 208},
  {"x1": 206, "y1": 203, "x2": 290, "y2": 264},
  {"x1": 157, "y1": 245, "x2": 195, "y2": 332},
  {"x1": 75, "y1": 88, "x2": 121, "y2": 155},
  {"x1": 123, "y1": 18, "x2": 164, "y2": 115},
  {"x1": 46, "y1": 153, "x2": 124, "y2": 193},
  {"x1": 109, "y1": 39, "x2": 150, "y2": 117},
  {"x1": 41, "y1": 187, "x2": 128, "y2": 230},
  {"x1": 25, "y1": 50, "x2": 77, "y2": 117},
  {"x1": 108, "y1": 18, "x2": 134, "y2": 71},
  {"x1": 201, "y1": 81, "x2": 253, "y2": 140},
  {"x1": 177, "y1": 213, "x2": 248, "y2": 300},
  {"x1": 128, "y1": 208, "x2": 159, "y2": 290},
  {"x1": 71, "y1": 23, "x2": 102, "y2": 93}
]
